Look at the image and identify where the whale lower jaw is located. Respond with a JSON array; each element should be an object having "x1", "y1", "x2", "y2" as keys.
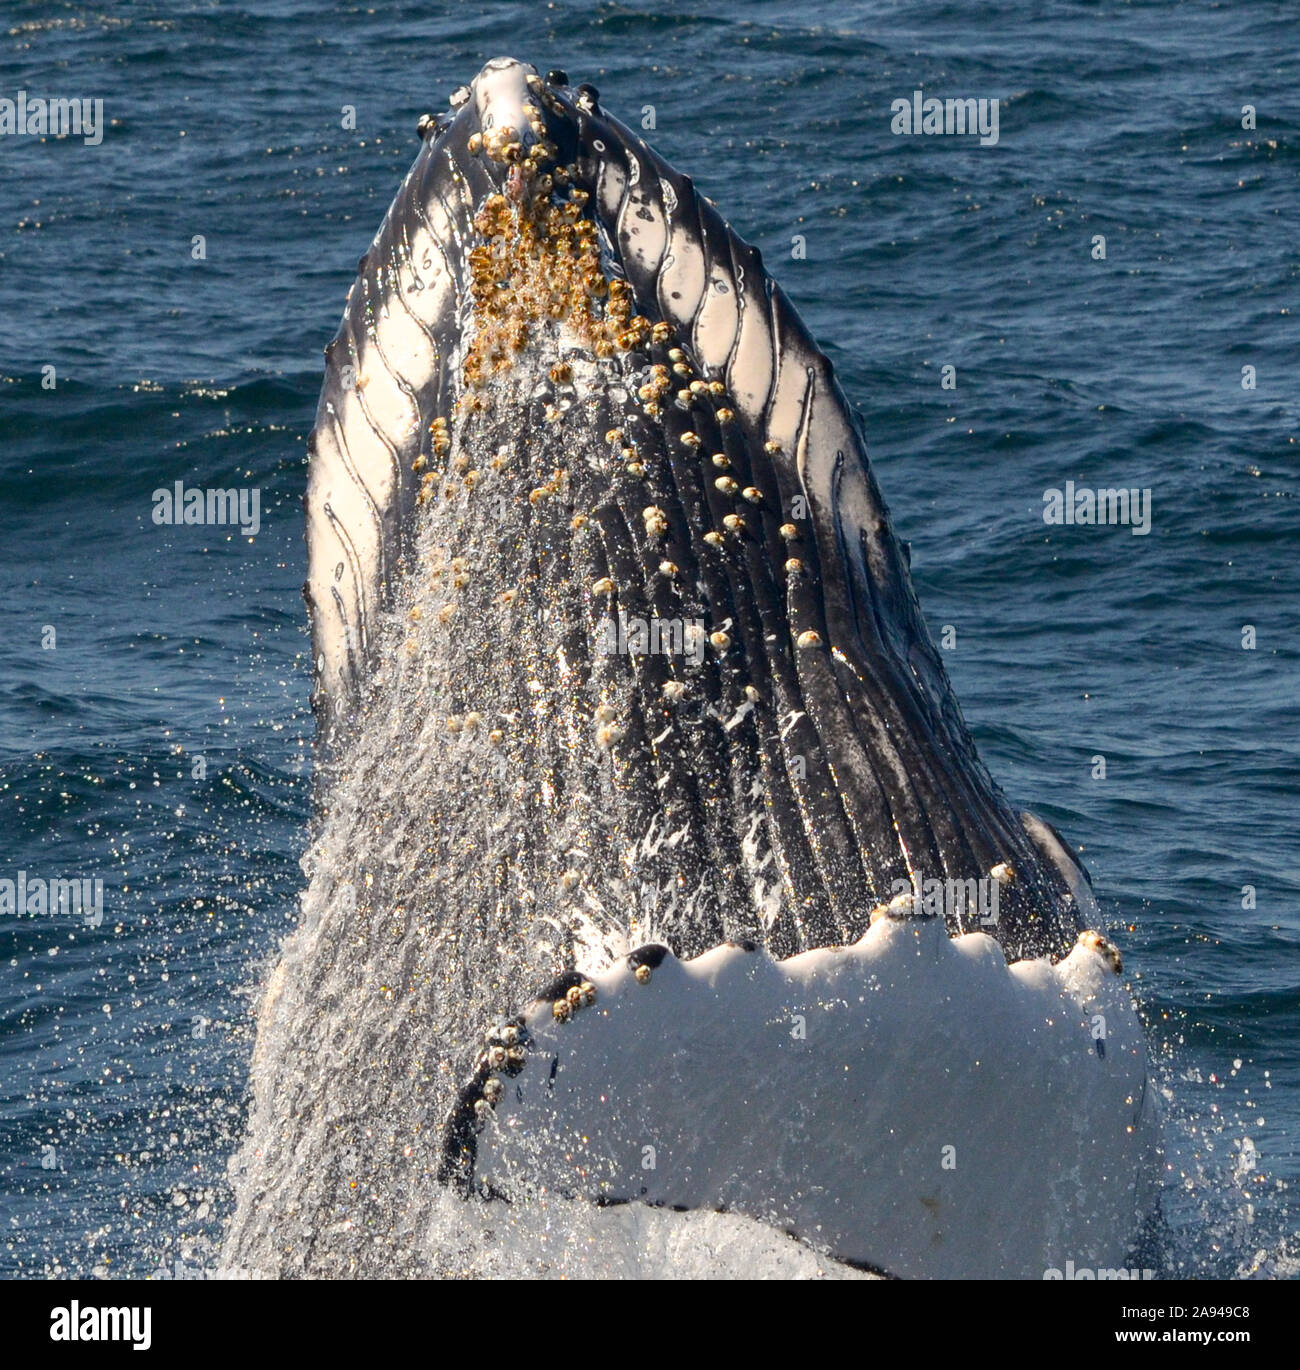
[{"x1": 444, "y1": 922, "x2": 1156, "y2": 1280}]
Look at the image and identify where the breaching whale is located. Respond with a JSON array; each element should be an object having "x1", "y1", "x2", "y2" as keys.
[{"x1": 227, "y1": 58, "x2": 1156, "y2": 1279}]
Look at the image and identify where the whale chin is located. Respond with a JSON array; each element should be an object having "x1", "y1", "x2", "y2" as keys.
[{"x1": 230, "y1": 56, "x2": 1160, "y2": 1279}]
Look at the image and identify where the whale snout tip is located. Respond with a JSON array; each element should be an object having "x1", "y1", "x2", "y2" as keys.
[
  {"x1": 471, "y1": 56, "x2": 540, "y2": 92},
  {"x1": 463, "y1": 58, "x2": 548, "y2": 130},
  {"x1": 480, "y1": 55, "x2": 535, "y2": 73}
]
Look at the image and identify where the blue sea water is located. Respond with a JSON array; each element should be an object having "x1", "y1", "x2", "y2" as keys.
[{"x1": 0, "y1": 0, "x2": 1296, "y2": 1278}]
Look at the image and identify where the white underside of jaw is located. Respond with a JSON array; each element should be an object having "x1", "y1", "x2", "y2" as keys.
[{"x1": 472, "y1": 916, "x2": 1157, "y2": 1279}]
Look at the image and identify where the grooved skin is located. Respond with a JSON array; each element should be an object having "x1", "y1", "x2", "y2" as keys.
[{"x1": 304, "y1": 60, "x2": 1090, "y2": 965}]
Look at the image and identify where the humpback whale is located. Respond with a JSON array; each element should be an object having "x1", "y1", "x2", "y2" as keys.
[{"x1": 226, "y1": 58, "x2": 1156, "y2": 1279}]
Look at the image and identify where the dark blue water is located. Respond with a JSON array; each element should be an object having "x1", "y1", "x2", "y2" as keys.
[{"x1": 1, "y1": 0, "x2": 1295, "y2": 1278}]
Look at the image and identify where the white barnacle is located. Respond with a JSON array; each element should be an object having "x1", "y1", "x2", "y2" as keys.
[
  {"x1": 662, "y1": 680, "x2": 685, "y2": 702},
  {"x1": 553, "y1": 998, "x2": 572, "y2": 1022},
  {"x1": 742, "y1": 486, "x2": 763, "y2": 504},
  {"x1": 709, "y1": 631, "x2": 731, "y2": 653},
  {"x1": 591, "y1": 577, "x2": 615, "y2": 595},
  {"x1": 714, "y1": 476, "x2": 739, "y2": 495},
  {"x1": 785, "y1": 557, "x2": 803, "y2": 575},
  {"x1": 779, "y1": 523, "x2": 799, "y2": 541},
  {"x1": 680, "y1": 431, "x2": 702, "y2": 449},
  {"x1": 796, "y1": 629, "x2": 822, "y2": 649},
  {"x1": 633, "y1": 963, "x2": 652, "y2": 985},
  {"x1": 703, "y1": 530, "x2": 724, "y2": 548},
  {"x1": 658, "y1": 560, "x2": 678, "y2": 577},
  {"x1": 1079, "y1": 929, "x2": 1123, "y2": 974},
  {"x1": 990, "y1": 862, "x2": 1016, "y2": 886},
  {"x1": 711, "y1": 453, "x2": 730, "y2": 469},
  {"x1": 722, "y1": 514, "x2": 745, "y2": 534}
]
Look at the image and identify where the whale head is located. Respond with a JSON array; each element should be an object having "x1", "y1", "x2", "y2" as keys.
[{"x1": 246, "y1": 58, "x2": 1162, "y2": 1280}]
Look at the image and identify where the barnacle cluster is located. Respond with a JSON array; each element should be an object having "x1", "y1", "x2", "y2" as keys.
[{"x1": 461, "y1": 135, "x2": 653, "y2": 403}]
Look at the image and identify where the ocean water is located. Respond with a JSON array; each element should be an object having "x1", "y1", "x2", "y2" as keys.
[{"x1": 1, "y1": 0, "x2": 1296, "y2": 1279}]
